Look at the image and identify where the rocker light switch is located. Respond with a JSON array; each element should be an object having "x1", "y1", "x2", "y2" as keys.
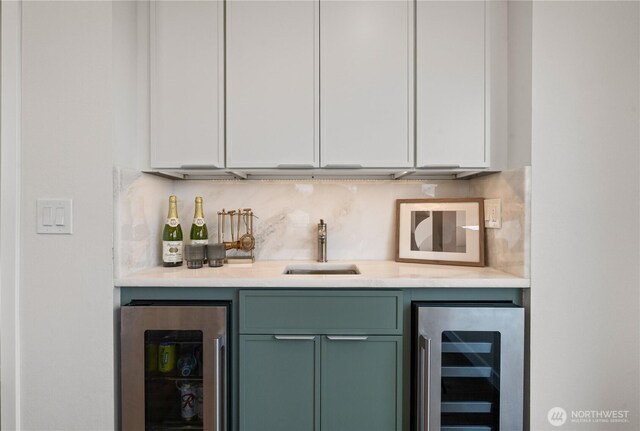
[
  {"x1": 55, "y1": 207, "x2": 65, "y2": 226},
  {"x1": 484, "y1": 198, "x2": 502, "y2": 229},
  {"x1": 37, "y1": 199, "x2": 72, "y2": 234},
  {"x1": 42, "y1": 206, "x2": 53, "y2": 226}
]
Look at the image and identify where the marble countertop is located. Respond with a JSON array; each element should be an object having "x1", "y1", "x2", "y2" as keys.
[{"x1": 115, "y1": 260, "x2": 530, "y2": 288}]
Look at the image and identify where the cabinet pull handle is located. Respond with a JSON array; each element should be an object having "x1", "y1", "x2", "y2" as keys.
[
  {"x1": 276, "y1": 163, "x2": 315, "y2": 169},
  {"x1": 180, "y1": 164, "x2": 220, "y2": 169},
  {"x1": 326, "y1": 336, "x2": 368, "y2": 341},
  {"x1": 323, "y1": 164, "x2": 363, "y2": 169},
  {"x1": 213, "y1": 336, "x2": 224, "y2": 431},
  {"x1": 417, "y1": 164, "x2": 461, "y2": 169},
  {"x1": 274, "y1": 335, "x2": 315, "y2": 340},
  {"x1": 419, "y1": 335, "x2": 432, "y2": 431}
]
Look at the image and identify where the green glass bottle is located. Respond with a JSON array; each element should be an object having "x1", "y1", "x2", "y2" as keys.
[
  {"x1": 190, "y1": 196, "x2": 209, "y2": 245},
  {"x1": 162, "y1": 195, "x2": 183, "y2": 267}
]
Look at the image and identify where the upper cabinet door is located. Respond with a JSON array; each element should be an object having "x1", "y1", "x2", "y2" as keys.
[
  {"x1": 320, "y1": 0, "x2": 414, "y2": 168},
  {"x1": 150, "y1": 0, "x2": 224, "y2": 169},
  {"x1": 227, "y1": 1, "x2": 319, "y2": 169},
  {"x1": 416, "y1": 1, "x2": 487, "y2": 169}
]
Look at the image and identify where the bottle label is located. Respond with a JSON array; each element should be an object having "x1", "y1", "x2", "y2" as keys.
[
  {"x1": 163, "y1": 240, "x2": 183, "y2": 263},
  {"x1": 193, "y1": 217, "x2": 205, "y2": 227},
  {"x1": 191, "y1": 239, "x2": 208, "y2": 245},
  {"x1": 167, "y1": 218, "x2": 179, "y2": 228}
]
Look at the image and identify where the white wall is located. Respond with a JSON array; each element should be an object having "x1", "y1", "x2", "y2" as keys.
[
  {"x1": 530, "y1": 2, "x2": 639, "y2": 430},
  {"x1": 113, "y1": 0, "x2": 149, "y2": 170},
  {"x1": 1, "y1": 2, "x2": 23, "y2": 429},
  {"x1": 20, "y1": 1, "x2": 115, "y2": 429},
  {"x1": 507, "y1": 0, "x2": 532, "y2": 168}
]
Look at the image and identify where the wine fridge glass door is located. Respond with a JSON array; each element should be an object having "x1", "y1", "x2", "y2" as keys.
[
  {"x1": 145, "y1": 330, "x2": 204, "y2": 429},
  {"x1": 417, "y1": 304, "x2": 524, "y2": 431},
  {"x1": 121, "y1": 305, "x2": 227, "y2": 431},
  {"x1": 440, "y1": 331, "x2": 501, "y2": 431}
]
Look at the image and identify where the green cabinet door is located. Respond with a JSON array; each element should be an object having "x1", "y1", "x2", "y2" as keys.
[
  {"x1": 240, "y1": 335, "x2": 320, "y2": 431},
  {"x1": 321, "y1": 336, "x2": 402, "y2": 431}
]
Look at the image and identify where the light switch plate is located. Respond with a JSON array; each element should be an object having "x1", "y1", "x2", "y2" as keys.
[
  {"x1": 37, "y1": 199, "x2": 72, "y2": 234},
  {"x1": 484, "y1": 198, "x2": 502, "y2": 229}
]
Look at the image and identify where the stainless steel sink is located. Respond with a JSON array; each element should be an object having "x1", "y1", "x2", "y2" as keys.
[{"x1": 283, "y1": 264, "x2": 360, "y2": 275}]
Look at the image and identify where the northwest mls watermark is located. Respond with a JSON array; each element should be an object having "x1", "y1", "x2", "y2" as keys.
[{"x1": 548, "y1": 407, "x2": 630, "y2": 427}]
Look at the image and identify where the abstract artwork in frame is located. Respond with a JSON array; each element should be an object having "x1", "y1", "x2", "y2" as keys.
[{"x1": 395, "y1": 198, "x2": 485, "y2": 267}]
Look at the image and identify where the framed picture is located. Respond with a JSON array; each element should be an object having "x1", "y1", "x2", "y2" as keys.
[{"x1": 395, "y1": 198, "x2": 485, "y2": 267}]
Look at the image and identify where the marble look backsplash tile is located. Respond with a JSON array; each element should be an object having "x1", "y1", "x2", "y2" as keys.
[
  {"x1": 470, "y1": 167, "x2": 531, "y2": 278},
  {"x1": 174, "y1": 180, "x2": 470, "y2": 261},
  {"x1": 114, "y1": 167, "x2": 530, "y2": 279},
  {"x1": 114, "y1": 168, "x2": 173, "y2": 278}
]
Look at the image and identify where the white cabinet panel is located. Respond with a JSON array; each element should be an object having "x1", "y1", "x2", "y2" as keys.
[
  {"x1": 320, "y1": 0, "x2": 413, "y2": 168},
  {"x1": 227, "y1": 1, "x2": 319, "y2": 168},
  {"x1": 416, "y1": 1, "x2": 487, "y2": 168},
  {"x1": 150, "y1": 0, "x2": 224, "y2": 169}
]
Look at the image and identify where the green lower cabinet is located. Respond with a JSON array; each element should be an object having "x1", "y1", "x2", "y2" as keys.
[
  {"x1": 240, "y1": 335, "x2": 320, "y2": 431},
  {"x1": 239, "y1": 334, "x2": 402, "y2": 431},
  {"x1": 320, "y1": 336, "x2": 403, "y2": 431}
]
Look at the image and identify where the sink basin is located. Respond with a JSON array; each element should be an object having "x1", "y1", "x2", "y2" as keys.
[{"x1": 284, "y1": 264, "x2": 360, "y2": 275}]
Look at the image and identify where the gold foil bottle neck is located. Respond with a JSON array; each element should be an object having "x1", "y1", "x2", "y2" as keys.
[
  {"x1": 167, "y1": 195, "x2": 179, "y2": 219},
  {"x1": 193, "y1": 197, "x2": 204, "y2": 219}
]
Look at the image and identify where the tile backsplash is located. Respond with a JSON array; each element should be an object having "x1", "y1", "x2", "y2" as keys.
[
  {"x1": 471, "y1": 167, "x2": 531, "y2": 278},
  {"x1": 114, "y1": 168, "x2": 530, "y2": 279},
  {"x1": 114, "y1": 168, "x2": 172, "y2": 279}
]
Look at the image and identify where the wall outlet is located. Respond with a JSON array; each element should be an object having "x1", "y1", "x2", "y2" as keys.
[
  {"x1": 484, "y1": 198, "x2": 502, "y2": 229},
  {"x1": 37, "y1": 199, "x2": 72, "y2": 234}
]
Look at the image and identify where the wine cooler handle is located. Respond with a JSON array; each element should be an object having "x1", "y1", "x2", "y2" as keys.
[
  {"x1": 213, "y1": 336, "x2": 224, "y2": 431},
  {"x1": 419, "y1": 335, "x2": 432, "y2": 431}
]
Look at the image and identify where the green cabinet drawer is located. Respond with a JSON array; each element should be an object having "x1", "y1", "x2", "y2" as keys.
[{"x1": 239, "y1": 290, "x2": 403, "y2": 334}]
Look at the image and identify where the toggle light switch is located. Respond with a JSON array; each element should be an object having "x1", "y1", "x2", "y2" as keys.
[{"x1": 37, "y1": 199, "x2": 72, "y2": 234}]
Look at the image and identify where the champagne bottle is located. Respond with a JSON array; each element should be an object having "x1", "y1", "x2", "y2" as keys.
[
  {"x1": 162, "y1": 195, "x2": 183, "y2": 267},
  {"x1": 190, "y1": 196, "x2": 209, "y2": 246}
]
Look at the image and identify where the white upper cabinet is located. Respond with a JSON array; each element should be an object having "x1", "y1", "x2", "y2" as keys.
[
  {"x1": 227, "y1": 1, "x2": 319, "y2": 169},
  {"x1": 320, "y1": 0, "x2": 414, "y2": 168},
  {"x1": 150, "y1": 0, "x2": 224, "y2": 169},
  {"x1": 146, "y1": 0, "x2": 504, "y2": 174},
  {"x1": 416, "y1": 1, "x2": 487, "y2": 169}
]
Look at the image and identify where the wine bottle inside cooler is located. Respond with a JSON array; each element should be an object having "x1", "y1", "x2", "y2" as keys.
[{"x1": 162, "y1": 195, "x2": 183, "y2": 267}]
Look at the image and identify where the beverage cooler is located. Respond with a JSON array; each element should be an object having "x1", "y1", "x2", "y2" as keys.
[
  {"x1": 121, "y1": 301, "x2": 229, "y2": 431},
  {"x1": 413, "y1": 302, "x2": 524, "y2": 431}
]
